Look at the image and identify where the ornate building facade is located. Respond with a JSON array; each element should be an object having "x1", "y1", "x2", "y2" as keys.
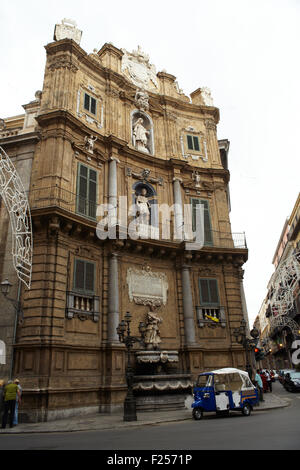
[{"x1": 0, "y1": 20, "x2": 249, "y2": 422}]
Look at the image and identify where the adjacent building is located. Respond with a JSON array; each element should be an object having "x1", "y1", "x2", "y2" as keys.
[{"x1": 254, "y1": 193, "x2": 300, "y2": 370}]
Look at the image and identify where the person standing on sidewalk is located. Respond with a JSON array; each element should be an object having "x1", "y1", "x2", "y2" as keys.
[
  {"x1": 1, "y1": 380, "x2": 18, "y2": 429},
  {"x1": 255, "y1": 370, "x2": 265, "y2": 403},
  {"x1": 265, "y1": 370, "x2": 272, "y2": 392},
  {"x1": 13, "y1": 379, "x2": 22, "y2": 426}
]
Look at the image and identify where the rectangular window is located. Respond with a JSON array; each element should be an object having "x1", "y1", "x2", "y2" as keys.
[
  {"x1": 199, "y1": 279, "x2": 220, "y2": 306},
  {"x1": 187, "y1": 135, "x2": 200, "y2": 152},
  {"x1": 84, "y1": 93, "x2": 97, "y2": 115},
  {"x1": 76, "y1": 163, "x2": 97, "y2": 219},
  {"x1": 74, "y1": 259, "x2": 95, "y2": 293},
  {"x1": 191, "y1": 198, "x2": 213, "y2": 245}
]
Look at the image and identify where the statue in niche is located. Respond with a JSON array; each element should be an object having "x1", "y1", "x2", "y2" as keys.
[
  {"x1": 144, "y1": 306, "x2": 162, "y2": 350},
  {"x1": 133, "y1": 117, "x2": 149, "y2": 153},
  {"x1": 136, "y1": 187, "x2": 150, "y2": 225}
]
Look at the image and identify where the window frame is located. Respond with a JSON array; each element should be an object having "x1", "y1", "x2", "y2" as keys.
[
  {"x1": 186, "y1": 134, "x2": 200, "y2": 152},
  {"x1": 199, "y1": 278, "x2": 220, "y2": 307},
  {"x1": 76, "y1": 162, "x2": 98, "y2": 220},
  {"x1": 83, "y1": 92, "x2": 97, "y2": 116},
  {"x1": 191, "y1": 197, "x2": 213, "y2": 246},
  {"x1": 73, "y1": 258, "x2": 96, "y2": 295}
]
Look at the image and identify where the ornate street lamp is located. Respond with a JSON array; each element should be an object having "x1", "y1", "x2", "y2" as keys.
[
  {"x1": 233, "y1": 319, "x2": 259, "y2": 379},
  {"x1": 117, "y1": 311, "x2": 145, "y2": 421}
]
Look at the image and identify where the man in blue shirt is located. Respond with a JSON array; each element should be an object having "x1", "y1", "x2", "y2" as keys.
[{"x1": 255, "y1": 369, "x2": 265, "y2": 403}]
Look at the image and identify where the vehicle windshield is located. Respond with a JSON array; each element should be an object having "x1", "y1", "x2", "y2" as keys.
[
  {"x1": 290, "y1": 372, "x2": 300, "y2": 379},
  {"x1": 196, "y1": 374, "x2": 213, "y2": 387}
]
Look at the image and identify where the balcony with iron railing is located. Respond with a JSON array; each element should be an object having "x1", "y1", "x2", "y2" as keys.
[
  {"x1": 196, "y1": 306, "x2": 226, "y2": 328},
  {"x1": 29, "y1": 186, "x2": 247, "y2": 250}
]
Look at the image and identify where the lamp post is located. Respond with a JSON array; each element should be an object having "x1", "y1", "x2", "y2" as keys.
[
  {"x1": 116, "y1": 311, "x2": 145, "y2": 421},
  {"x1": 0, "y1": 278, "x2": 22, "y2": 379},
  {"x1": 0, "y1": 279, "x2": 13, "y2": 296},
  {"x1": 233, "y1": 319, "x2": 259, "y2": 380}
]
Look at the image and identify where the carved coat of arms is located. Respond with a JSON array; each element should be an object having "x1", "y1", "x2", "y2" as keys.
[{"x1": 121, "y1": 46, "x2": 159, "y2": 92}]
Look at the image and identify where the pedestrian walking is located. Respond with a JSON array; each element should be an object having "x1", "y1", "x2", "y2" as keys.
[
  {"x1": 265, "y1": 370, "x2": 272, "y2": 392},
  {"x1": 13, "y1": 379, "x2": 22, "y2": 426},
  {"x1": 1, "y1": 380, "x2": 18, "y2": 429},
  {"x1": 255, "y1": 369, "x2": 265, "y2": 403}
]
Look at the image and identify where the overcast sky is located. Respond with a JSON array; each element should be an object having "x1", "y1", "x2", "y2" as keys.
[{"x1": 1, "y1": 0, "x2": 299, "y2": 326}]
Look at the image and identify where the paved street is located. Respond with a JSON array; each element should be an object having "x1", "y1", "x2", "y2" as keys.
[{"x1": 0, "y1": 381, "x2": 299, "y2": 451}]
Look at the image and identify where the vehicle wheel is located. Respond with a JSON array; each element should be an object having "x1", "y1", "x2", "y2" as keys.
[
  {"x1": 192, "y1": 408, "x2": 203, "y2": 420},
  {"x1": 242, "y1": 403, "x2": 251, "y2": 416}
]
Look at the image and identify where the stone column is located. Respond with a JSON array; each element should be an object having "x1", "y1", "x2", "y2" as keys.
[
  {"x1": 173, "y1": 177, "x2": 183, "y2": 241},
  {"x1": 107, "y1": 252, "x2": 120, "y2": 343},
  {"x1": 181, "y1": 265, "x2": 196, "y2": 345},
  {"x1": 108, "y1": 157, "x2": 119, "y2": 227}
]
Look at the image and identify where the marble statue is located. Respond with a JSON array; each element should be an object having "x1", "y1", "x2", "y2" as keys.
[
  {"x1": 136, "y1": 187, "x2": 150, "y2": 225},
  {"x1": 144, "y1": 307, "x2": 162, "y2": 350},
  {"x1": 201, "y1": 87, "x2": 214, "y2": 106},
  {"x1": 85, "y1": 134, "x2": 97, "y2": 153},
  {"x1": 133, "y1": 118, "x2": 149, "y2": 153},
  {"x1": 193, "y1": 171, "x2": 201, "y2": 188}
]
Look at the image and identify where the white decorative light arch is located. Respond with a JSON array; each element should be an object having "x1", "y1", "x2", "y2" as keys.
[
  {"x1": 269, "y1": 251, "x2": 300, "y2": 316},
  {"x1": 0, "y1": 146, "x2": 32, "y2": 289}
]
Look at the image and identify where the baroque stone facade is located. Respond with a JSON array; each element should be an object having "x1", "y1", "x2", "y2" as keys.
[{"x1": 0, "y1": 24, "x2": 249, "y2": 422}]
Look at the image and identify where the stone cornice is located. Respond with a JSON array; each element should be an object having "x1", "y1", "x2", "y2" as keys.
[{"x1": 0, "y1": 131, "x2": 41, "y2": 148}]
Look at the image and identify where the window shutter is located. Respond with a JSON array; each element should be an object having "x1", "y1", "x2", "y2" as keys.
[
  {"x1": 191, "y1": 198, "x2": 213, "y2": 245},
  {"x1": 85, "y1": 262, "x2": 95, "y2": 292},
  {"x1": 90, "y1": 97, "x2": 96, "y2": 115},
  {"x1": 193, "y1": 136, "x2": 200, "y2": 151},
  {"x1": 209, "y1": 279, "x2": 219, "y2": 305},
  {"x1": 74, "y1": 260, "x2": 85, "y2": 290},
  {"x1": 200, "y1": 279, "x2": 210, "y2": 304},
  {"x1": 74, "y1": 259, "x2": 95, "y2": 293},
  {"x1": 187, "y1": 135, "x2": 193, "y2": 150},
  {"x1": 202, "y1": 200, "x2": 213, "y2": 245},
  {"x1": 76, "y1": 164, "x2": 97, "y2": 219},
  {"x1": 84, "y1": 93, "x2": 90, "y2": 111},
  {"x1": 77, "y1": 164, "x2": 88, "y2": 215},
  {"x1": 88, "y1": 169, "x2": 97, "y2": 218},
  {"x1": 199, "y1": 279, "x2": 219, "y2": 306}
]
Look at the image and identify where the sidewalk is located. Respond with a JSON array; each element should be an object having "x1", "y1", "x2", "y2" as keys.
[{"x1": 0, "y1": 392, "x2": 290, "y2": 434}]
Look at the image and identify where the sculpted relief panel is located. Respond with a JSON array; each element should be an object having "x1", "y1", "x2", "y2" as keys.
[{"x1": 127, "y1": 266, "x2": 168, "y2": 307}]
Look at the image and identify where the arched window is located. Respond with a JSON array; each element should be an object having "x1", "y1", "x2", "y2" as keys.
[{"x1": 131, "y1": 111, "x2": 154, "y2": 155}]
